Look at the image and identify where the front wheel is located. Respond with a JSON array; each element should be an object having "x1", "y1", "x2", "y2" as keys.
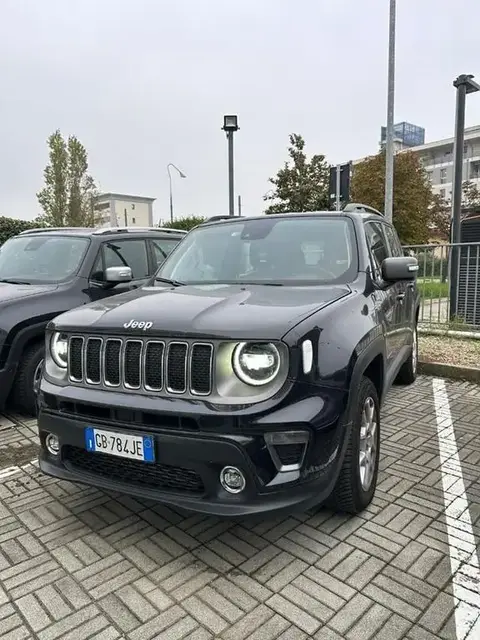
[
  {"x1": 326, "y1": 376, "x2": 380, "y2": 514},
  {"x1": 11, "y1": 342, "x2": 45, "y2": 416}
]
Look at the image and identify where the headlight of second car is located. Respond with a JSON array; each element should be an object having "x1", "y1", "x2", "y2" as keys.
[
  {"x1": 232, "y1": 342, "x2": 281, "y2": 386},
  {"x1": 50, "y1": 332, "x2": 68, "y2": 368}
]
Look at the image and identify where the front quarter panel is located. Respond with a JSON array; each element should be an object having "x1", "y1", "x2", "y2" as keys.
[{"x1": 284, "y1": 282, "x2": 384, "y2": 393}]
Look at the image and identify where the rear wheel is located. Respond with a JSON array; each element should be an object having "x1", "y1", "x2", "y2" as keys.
[
  {"x1": 326, "y1": 376, "x2": 380, "y2": 514},
  {"x1": 11, "y1": 342, "x2": 44, "y2": 416},
  {"x1": 395, "y1": 324, "x2": 418, "y2": 385}
]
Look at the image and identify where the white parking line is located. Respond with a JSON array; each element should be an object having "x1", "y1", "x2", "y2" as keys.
[
  {"x1": 432, "y1": 378, "x2": 480, "y2": 640},
  {"x1": 0, "y1": 458, "x2": 38, "y2": 479}
]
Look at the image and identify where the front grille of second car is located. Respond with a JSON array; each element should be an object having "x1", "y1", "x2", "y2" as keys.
[{"x1": 68, "y1": 336, "x2": 214, "y2": 396}]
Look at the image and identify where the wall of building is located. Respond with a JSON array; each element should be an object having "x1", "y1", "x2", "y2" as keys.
[
  {"x1": 111, "y1": 199, "x2": 152, "y2": 227},
  {"x1": 94, "y1": 196, "x2": 154, "y2": 227},
  {"x1": 420, "y1": 138, "x2": 480, "y2": 202}
]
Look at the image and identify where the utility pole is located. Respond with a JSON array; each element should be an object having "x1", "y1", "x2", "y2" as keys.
[
  {"x1": 238, "y1": 195, "x2": 242, "y2": 216},
  {"x1": 384, "y1": 0, "x2": 396, "y2": 223}
]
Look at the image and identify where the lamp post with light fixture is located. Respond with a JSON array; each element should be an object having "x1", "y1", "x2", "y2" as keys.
[
  {"x1": 449, "y1": 74, "x2": 480, "y2": 320},
  {"x1": 167, "y1": 163, "x2": 187, "y2": 223},
  {"x1": 222, "y1": 115, "x2": 239, "y2": 216}
]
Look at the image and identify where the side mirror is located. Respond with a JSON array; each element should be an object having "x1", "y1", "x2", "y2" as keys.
[
  {"x1": 105, "y1": 266, "x2": 132, "y2": 283},
  {"x1": 382, "y1": 256, "x2": 418, "y2": 282}
]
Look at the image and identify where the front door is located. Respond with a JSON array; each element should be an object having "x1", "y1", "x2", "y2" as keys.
[{"x1": 88, "y1": 238, "x2": 152, "y2": 301}]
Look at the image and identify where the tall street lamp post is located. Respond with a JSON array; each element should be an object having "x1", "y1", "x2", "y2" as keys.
[
  {"x1": 167, "y1": 163, "x2": 187, "y2": 223},
  {"x1": 449, "y1": 74, "x2": 480, "y2": 320},
  {"x1": 222, "y1": 115, "x2": 239, "y2": 216}
]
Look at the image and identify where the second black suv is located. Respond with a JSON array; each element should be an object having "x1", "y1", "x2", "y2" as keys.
[
  {"x1": 0, "y1": 225, "x2": 186, "y2": 414},
  {"x1": 37, "y1": 207, "x2": 419, "y2": 516}
]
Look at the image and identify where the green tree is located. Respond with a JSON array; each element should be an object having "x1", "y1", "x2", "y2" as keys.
[
  {"x1": 37, "y1": 130, "x2": 99, "y2": 227},
  {"x1": 0, "y1": 216, "x2": 39, "y2": 246},
  {"x1": 427, "y1": 180, "x2": 480, "y2": 243},
  {"x1": 462, "y1": 180, "x2": 480, "y2": 210},
  {"x1": 351, "y1": 150, "x2": 437, "y2": 245},
  {"x1": 264, "y1": 134, "x2": 330, "y2": 213},
  {"x1": 161, "y1": 216, "x2": 205, "y2": 231}
]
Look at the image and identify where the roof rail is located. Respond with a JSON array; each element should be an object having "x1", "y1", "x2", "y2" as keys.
[
  {"x1": 201, "y1": 215, "x2": 244, "y2": 224},
  {"x1": 342, "y1": 203, "x2": 384, "y2": 216},
  {"x1": 92, "y1": 226, "x2": 187, "y2": 235},
  {"x1": 18, "y1": 227, "x2": 93, "y2": 235}
]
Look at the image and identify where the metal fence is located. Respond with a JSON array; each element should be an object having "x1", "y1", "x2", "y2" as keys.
[{"x1": 403, "y1": 242, "x2": 480, "y2": 334}]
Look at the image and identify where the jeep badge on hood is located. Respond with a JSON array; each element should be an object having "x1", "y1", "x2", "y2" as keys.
[{"x1": 123, "y1": 320, "x2": 153, "y2": 330}]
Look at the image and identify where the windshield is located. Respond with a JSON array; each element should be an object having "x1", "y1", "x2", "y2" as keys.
[
  {"x1": 155, "y1": 216, "x2": 358, "y2": 286},
  {"x1": 0, "y1": 235, "x2": 90, "y2": 284}
]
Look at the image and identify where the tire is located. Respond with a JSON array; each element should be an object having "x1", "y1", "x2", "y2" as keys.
[
  {"x1": 326, "y1": 376, "x2": 380, "y2": 514},
  {"x1": 395, "y1": 323, "x2": 418, "y2": 385},
  {"x1": 11, "y1": 341, "x2": 45, "y2": 416}
]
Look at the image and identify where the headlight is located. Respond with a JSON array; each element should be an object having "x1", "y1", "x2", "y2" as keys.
[
  {"x1": 51, "y1": 332, "x2": 68, "y2": 368},
  {"x1": 232, "y1": 342, "x2": 281, "y2": 386}
]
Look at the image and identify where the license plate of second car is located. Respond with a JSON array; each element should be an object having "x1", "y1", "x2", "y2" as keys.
[{"x1": 85, "y1": 427, "x2": 155, "y2": 462}]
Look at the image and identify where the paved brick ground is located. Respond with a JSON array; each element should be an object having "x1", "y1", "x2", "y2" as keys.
[{"x1": 0, "y1": 376, "x2": 478, "y2": 640}]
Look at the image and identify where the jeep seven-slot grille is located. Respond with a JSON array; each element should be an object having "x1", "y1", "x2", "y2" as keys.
[{"x1": 67, "y1": 336, "x2": 213, "y2": 396}]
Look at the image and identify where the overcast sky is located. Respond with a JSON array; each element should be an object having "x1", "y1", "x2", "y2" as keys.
[{"x1": 1, "y1": 0, "x2": 480, "y2": 222}]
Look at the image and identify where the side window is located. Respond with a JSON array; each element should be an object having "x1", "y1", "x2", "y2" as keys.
[
  {"x1": 151, "y1": 238, "x2": 180, "y2": 268},
  {"x1": 91, "y1": 240, "x2": 149, "y2": 281},
  {"x1": 383, "y1": 224, "x2": 404, "y2": 257},
  {"x1": 365, "y1": 222, "x2": 389, "y2": 279}
]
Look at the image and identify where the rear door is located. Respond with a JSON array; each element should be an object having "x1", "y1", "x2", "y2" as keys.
[
  {"x1": 383, "y1": 222, "x2": 414, "y2": 346},
  {"x1": 88, "y1": 238, "x2": 151, "y2": 300},
  {"x1": 364, "y1": 221, "x2": 403, "y2": 372}
]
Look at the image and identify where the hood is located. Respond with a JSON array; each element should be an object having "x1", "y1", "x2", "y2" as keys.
[
  {"x1": 54, "y1": 283, "x2": 351, "y2": 340},
  {"x1": 0, "y1": 282, "x2": 59, "y2": 305}
]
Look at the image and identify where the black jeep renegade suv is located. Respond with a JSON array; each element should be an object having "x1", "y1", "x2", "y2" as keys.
[{"x1": 37, "y1": 206, "x2": 419, "y2": 516}]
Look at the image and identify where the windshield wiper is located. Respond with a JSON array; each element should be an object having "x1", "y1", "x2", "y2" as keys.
[
  {"x1": 0, "y1": 278, "x2": 32, "y2": 285},
  {"x1": 154, "y1": 277, "x2": 185, "y2": 287},
  {"x1": 234, "y1": 281, "x2": 284, "y2": 286}
]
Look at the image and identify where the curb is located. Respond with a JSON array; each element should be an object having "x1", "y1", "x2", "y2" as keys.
[{"x1": 418, "y1": 360, "x2": 480, "y2": 383}]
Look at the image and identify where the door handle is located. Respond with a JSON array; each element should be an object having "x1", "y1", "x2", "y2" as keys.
[{"x1": 396, "y1": 293, "x2": 405, "y2": 301}]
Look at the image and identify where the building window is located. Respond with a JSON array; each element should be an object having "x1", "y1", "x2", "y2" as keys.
[
  {"x1": 464, "y1": 143, "x2": 469, "y2": 155},
  {"x1": 440, "y1": 168, "x2": 447, "y2": 184},
  {"x1": 132, "y1": 204, "x2": 136, "y2": 210},
  {"x1": 470, "y1": 161, "x2": 480, "y2": 180},
  {"x1": 94, "y1": 202, "x2": 110, "y2": 211},
  {"x1": 132, "y1": 217, "x2": 136, "y2": 224},
  {"x1": 440, "y1": 189, "x2": 446, "y2": 199}
]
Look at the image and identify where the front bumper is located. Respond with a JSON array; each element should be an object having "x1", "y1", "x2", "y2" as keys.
[{"x1": 37, "y1": 380, "x2": 350, "y2": 517}]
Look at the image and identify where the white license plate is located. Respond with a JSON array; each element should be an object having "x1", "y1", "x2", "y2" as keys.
[{"x1": 85, "y1": 427, "x2": 155, "y2": 462}]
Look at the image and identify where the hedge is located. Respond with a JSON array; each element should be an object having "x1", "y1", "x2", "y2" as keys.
[{"x1": 0, "y1": 216, "x2": 39, "y2": 247}]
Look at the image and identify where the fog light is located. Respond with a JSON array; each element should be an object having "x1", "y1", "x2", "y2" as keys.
[
  {"x1": 220, "y1": 466, "x2": 246, "y2": 494},
  {"x1": 45, "y1": 433, "x2": 60, "y2": 455}
]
